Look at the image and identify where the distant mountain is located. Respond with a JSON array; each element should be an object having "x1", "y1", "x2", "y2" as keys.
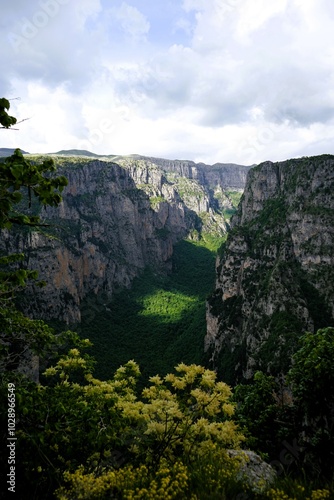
[
  {"x1": 0, "y1": 147, "x2": 29, "y2": 157},
  {"x1": 51, "y1": 149, "x2": 104, "y2": 157},
  {"x1": 49, "y1": 150, "x2": 252, "y2": 192}
]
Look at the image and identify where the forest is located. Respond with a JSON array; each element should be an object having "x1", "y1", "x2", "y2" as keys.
[{"x1": 1, "y1": 98, "x2": 334, "y2": 499}]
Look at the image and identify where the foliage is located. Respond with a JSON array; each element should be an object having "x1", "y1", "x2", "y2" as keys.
[
  {"x1": 55, "y1": 452, "x2": 249, "y2": 500},
  {"x1": 288, "y1": 327, "x2": 334, "y2": 411},
  {"x1": 264, "y1": 485, "x2": 332, "y2": 500},
  {"x1": 77, "y1": 238, "x2": 222, "y2": 383},
  {"x1": 0, "y1": 99, "x2": 69, "y2": 375},
  {"x1": 5, "y1": 356, "x2": 247, "y2": 499},
  {"x1": 0, "y1": 147, "x2": 67, "y2": 299},
  {"x1": 233, "y1": 372, "x2": 281, "y2": 455},
  {"x1": 149, "y1": 195, "x2": 165, "y2": 208},
  {"x1": 0, "y1": 97, "x2": 17, "y2": 129},
  {"x1": 233, "y1": 328, "x2": 334, "y2": 485},
  {"x1": 0, "y1": 305, "x2": 57, "y2": 374},
  {"x1": 0, "y1": 148, "x2": 67, "y2": 229},
  {"x1": 287, "y1": 327, "x2": 334, "y2": 479}
]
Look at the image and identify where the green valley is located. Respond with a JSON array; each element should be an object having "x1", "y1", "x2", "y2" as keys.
[{"x1": 78, "y1": 235, "x2": 225, "y2": 384}]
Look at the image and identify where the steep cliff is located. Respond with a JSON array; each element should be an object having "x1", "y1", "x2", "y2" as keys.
[
  {"x1": 116, "y1": 155, "x2": 251, "y2": 215},
  {"x1": 205, "y1": 155, "x2": 334, "y2": 384},
  {"x1": 1, "y1": 153, "x2": 250, "y2": 324}
]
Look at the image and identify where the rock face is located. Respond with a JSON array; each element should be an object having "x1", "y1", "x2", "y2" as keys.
[
  {"x1": 228, "y1": 450, "x2": 276, "y2": 493},
  {"x1": 205, "y1": 155, "x2": 334, "y2": 384},
  {"x1": 124, "y1": 155, "x2": 251, "y2": 190},
  {"x1": 2, "y1": 154, "x2": 251, "y2": 323},
  {"x1": 113, "y1": 155, "x2": 251, "y2": 217}
]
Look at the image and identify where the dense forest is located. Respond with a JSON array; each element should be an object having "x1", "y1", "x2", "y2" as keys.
[{"x1": 1, "y1": 98, "x2": 334, "y2": 499}]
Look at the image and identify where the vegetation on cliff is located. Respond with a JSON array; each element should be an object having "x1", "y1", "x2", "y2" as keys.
[{"x1": 206, "y1": 156, "x2": 334, "y2": 385}]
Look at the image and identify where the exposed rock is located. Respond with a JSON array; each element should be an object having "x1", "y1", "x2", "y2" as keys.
[
  {"x1": 1, "y1": 155, "x2": 250, "y2": 324},
  {"x1": 228, "y1": 450, "x2": 276, "y2": 493},
  {"x1": 125, "y1": 154, "x2": 251, "y2": 190},
  {"x1": 205, "y1": 155, "x2": 334, "y2": 384}
]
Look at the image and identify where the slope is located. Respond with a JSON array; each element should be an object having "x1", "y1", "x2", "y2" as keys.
[{"x1": 205, "y1": 155, "x2": 334, "y2": 385}]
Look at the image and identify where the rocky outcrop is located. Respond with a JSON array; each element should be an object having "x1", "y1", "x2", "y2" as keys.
[
  {"x1": 228, "y1": 450, "x2": 276, "y2": 493},
  {"x1": 121, "y1": 155, "x2": 251, "y2": 214},
  {"x1": 205, "y1": 155, "x2": 334, "y2": 384},
  {"x1": 2, "y1": 154, "x2": 250, "y2": 324},
  {"x1": 122, "y1": 155, "x2": 251, "y2": 190}
]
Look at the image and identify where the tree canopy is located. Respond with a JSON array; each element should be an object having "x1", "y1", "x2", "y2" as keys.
[{"x1": 0, "y1": 97, "x2": 17, "y2": 129}]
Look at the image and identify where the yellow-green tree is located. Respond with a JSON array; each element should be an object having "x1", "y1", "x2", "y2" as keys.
[{"x1": 14, "y1": 353, "x2": 246, "y2": 499}]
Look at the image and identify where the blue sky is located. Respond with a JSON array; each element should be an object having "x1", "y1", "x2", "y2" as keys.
[{"x1": 1, "y1": 0, "x2": 334, "y2": 165}]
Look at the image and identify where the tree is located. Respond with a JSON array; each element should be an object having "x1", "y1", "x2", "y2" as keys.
[
  {"x1": 0, "y1": 148, "x2": 68, "y2": 315},
  {"x1": 0, "y1": 148, "x2": 67, "y2": 229},
  {"x1": 288, "y1": 327, "x2": 334, "y2": 420},
  {"x1": 233, "y1": 328, "x2": 334, "y2": 483},
  {"x1": 233, "y1": 372, "x2": 284, "y2": 458},
  {"x1": 0, "y1": 99, "x2": 91, "y2": 497},
  {"x1": 0, "y1": 99, "x2": 68, "y2": 374},
  {"x1": 25, "y1": 359, "x2": 245, "y2": 499},
  {"x1": 287, "y1": 327, "x2": 334, "y2": 479},
  {"x1": 0, "y1": 97, "x2": 17, "y2": 129}
]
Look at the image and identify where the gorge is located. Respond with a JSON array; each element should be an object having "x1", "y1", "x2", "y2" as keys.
[
  {"x1": 2, "y1": 149, "x2": 334, "y2": 384},
  {"x1": 2, "y1": 147, "x2": 334, "y2": 498}
]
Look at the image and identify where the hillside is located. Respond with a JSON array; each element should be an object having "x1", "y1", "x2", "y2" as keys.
[
  {"x1": 205, "y1": 155, "x2": 334, "y2": 384},
  {"x1": 0, "y1": 147, "x2": 29, "y2": 156}
]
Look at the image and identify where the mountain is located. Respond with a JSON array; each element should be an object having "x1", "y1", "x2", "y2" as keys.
[
  {"x1": 205, "y1": 155, "x2": 334, "y2": 384},
  {"x1": 51, "y1": 149, "x2": 103, "y2": 157},
  {"x1": 1, "y1": 152, "x2": 251, "y2": 324},
  {"x1": 0, "y1": 147, "x2": 29, "y2": 156}
]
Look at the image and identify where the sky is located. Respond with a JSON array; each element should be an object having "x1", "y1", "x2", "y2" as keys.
[{"x1": 1, "y1": 0, "x2": 334, "y2": 165}]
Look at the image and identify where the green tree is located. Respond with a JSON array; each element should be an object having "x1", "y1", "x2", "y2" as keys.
[
  {"x1": 233, "y1": 371, "x2": 282, "y2": 457},
  {"x1": 0, "y1": 99, "x2": 91, "y2": 497},
  {"x1": 35, "y1": 358, "x2": 244, "y2": 499},
  {"x1": 288, "y1": 327, "x2": 334, "y2": 479},
  {"x1": 0, "y1": 97, "x2": 17, "y2": 129},
  {"x1": 233, "y1": 329, "x2": 334, "y2": 483},
  {"x1": 0, "y1": 98, "x2": 68, "y2": 373},
  {"x1": 0, "y1": 147, "x2": 67, "y2": 308},
  {"x1": 0, "y1": 148, "x2": 67, "y2": 229}
]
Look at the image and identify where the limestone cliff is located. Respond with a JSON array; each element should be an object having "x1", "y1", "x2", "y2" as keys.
[
  {"x1": 1, "y1": 153, "x2": 250, "y2": 323},
  {"x1": 205, "y1": 155, "x2": 334, "y2": 384},
  {"x1": 117, "y1": 155, "x2": 251, "y2": 215}
]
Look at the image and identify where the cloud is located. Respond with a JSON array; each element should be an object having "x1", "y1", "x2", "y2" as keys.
[
  {"x1": 2, "y1": 0, "x2": 334, "y2": 165},
  {"x1": 112, "y1": 2, "x2": 150, "y2": 41},
  {"x1": 235, "y1": 0, "x2": 288, "y2": 40}
]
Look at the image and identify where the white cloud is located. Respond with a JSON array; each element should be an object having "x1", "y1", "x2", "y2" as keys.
[
  {"x1": 112, "y1": 2, "x2": 150, "y2": 41},
  {"x1": 235, "y1": 0, "x2": 288, "y2": 41},
  {"x1": 2, "y1": 0, "x2": 334, "y2": 165}
]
